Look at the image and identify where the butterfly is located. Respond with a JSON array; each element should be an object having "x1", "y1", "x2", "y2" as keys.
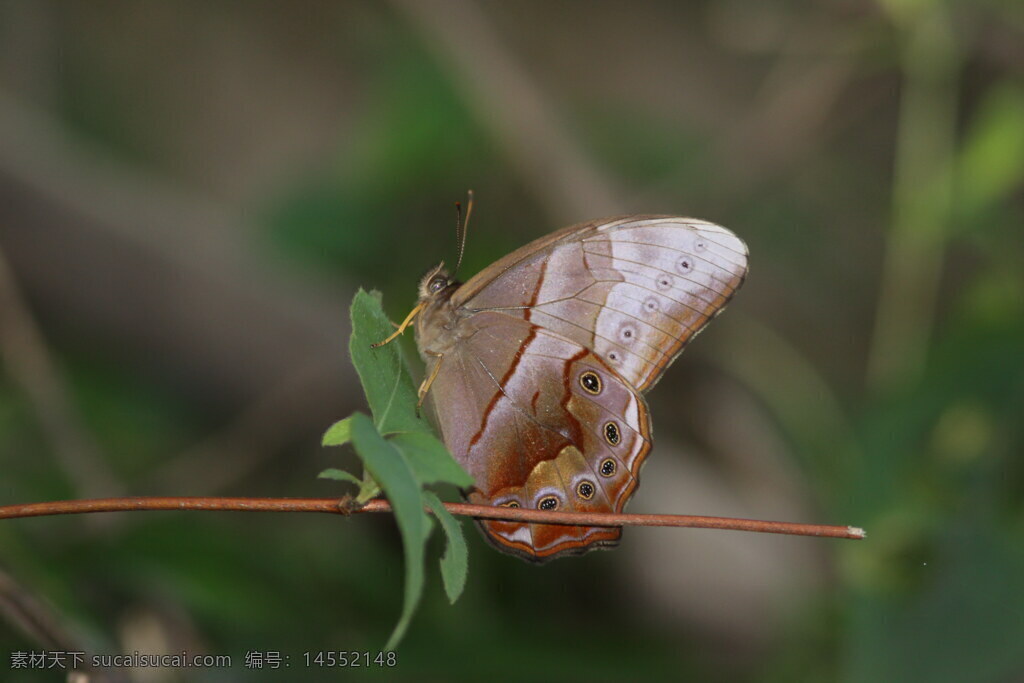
[{"x1": 378, "y1": 200, "x2": 748, "y2": 561}]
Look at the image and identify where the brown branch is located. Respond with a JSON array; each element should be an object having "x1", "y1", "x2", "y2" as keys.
[{"x1": 0, "y1": 497, "x2": 866, "y2": 540}]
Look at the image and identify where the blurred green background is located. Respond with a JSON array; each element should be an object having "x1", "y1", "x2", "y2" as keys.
[{"x1": 1, "y1": 1, "x2": 1022, "y2": 681}]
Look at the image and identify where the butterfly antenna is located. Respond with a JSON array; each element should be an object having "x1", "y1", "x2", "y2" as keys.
[{"x1": 454, "y1": 189, "x2": 473, "y2": 276}]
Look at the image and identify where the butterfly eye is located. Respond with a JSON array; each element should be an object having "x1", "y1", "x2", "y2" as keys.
[
  {"x1": 538, "y1": 496, "x2": 559, "y2": 511},
  {"x1": 603, "y1": 421, "x2": 621, "y2": 446},
  {"x1": 599, "y1": 458, "x2": 617, "y2": 477},
  {"x1": 428, "y1": 276, "x2": 447, "y2": 293},
  {"x1": 579, "y1": 371, "x2": 602, "y2": 395},
  {"x1": 576, "y1": 481, "x2": 595, "y2": 500}
]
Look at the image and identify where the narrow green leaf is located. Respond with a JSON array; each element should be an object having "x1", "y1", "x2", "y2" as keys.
[
  {"x1": 349, "y1": 412, "x2": 429, "y2": 650},
  {"x1": 391, "y1": 432, "x2": 473, "y2": 488},
  {"x1": 317, "y1": 468, "x2": 363, "y2": 487},
  {"x1": 321, "y1": 417, "x2": 354, "y2": 447},
  {"x1": 422, "y1": 491, "x2": 468, "y2": 604},
  {"x1": 349, "y1": 289, "x2": 432, "y2": 436}
]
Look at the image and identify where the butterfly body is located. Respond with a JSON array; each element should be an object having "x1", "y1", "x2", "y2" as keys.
[{"x1": 411, "y1": 216, "x2": 748, "y2": 562}]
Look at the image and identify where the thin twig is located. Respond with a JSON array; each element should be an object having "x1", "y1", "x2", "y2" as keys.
[{"x1": 0, "y1": 496, "x2": 865, "y2": 540}]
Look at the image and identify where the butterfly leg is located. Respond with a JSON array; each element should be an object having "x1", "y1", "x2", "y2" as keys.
[
  {"x1": 416, "y1": 353, "x2": 444, "y2": 414},
  {"x1": 371, "y1": 301, "x2": 424, "y2": 348}
]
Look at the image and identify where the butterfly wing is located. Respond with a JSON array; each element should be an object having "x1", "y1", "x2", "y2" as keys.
[
  {"x1": 425, "y1": 216, "x2": 747, "y2": 560},
  {"x1": 454, "y1": 216, "x2": 748, "y2": 392}
]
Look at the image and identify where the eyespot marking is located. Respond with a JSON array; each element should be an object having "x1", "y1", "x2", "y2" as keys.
[
  {"x1": 694, "y1": 238, "x2": 707, "y2": 252},
  {"x1": 656, "y1": 274, "x2": 673, "y2": 291},
  {"x1": 577, "y1": 481, "x2": 595, "y2": 500},
  {"x1": 600, "y1": 458, "x2": 617, "y2": 477},
  {"x1": 538, "y1": 496, "x2": 559, "y2": 511},
  {"x1": 604, "y1": 422, "x2": 621, "y2": 446},
  {"x1": 499, "y1": 500, "x2": 520, "y2": 509},
  {"x1": 580, "y1": 371, "x2": 602, "y2": 395},
  {"x1": 643, "y1": 297, "x2": 659, "y2": 313},
  {"x1": 676, "y1": 257, "x2": 693, "y2": 274}
]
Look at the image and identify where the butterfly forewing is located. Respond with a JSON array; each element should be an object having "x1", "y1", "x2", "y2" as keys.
[{"x1": 456, "y1": 217, "x2": 748, "y2": 392}]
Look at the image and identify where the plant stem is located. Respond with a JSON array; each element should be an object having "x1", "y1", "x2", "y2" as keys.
[{"x1": 0, "y1": 496, "x2": 865, "y2": 540}]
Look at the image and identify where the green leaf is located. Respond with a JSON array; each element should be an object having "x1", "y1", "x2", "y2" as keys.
[
  {"x1": 349, "y1": 289, "x2": 432, "y2": 436},
  {"x1": 325, "y1": 291, "x2": 474, "y2": 646},
  {"x1": 349, "y1": 412, "x2": 429, "y2": 650},
  {"x1": 321, "y1": 417, "x2": 354, "y2": 447},
  {"x1": 391, "y1": 432, "x2": 473, "y2": 488},
  {"x1": 316, "y1": 468, "x2": 362, "y2": 487},
  {"x1": 422, "y1": 491, "x2": 468, "y2": 604}
]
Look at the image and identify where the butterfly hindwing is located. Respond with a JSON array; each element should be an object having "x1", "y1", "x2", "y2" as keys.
[{"x1": 424, "y1": 313, "x2": 649, "y2": 561}]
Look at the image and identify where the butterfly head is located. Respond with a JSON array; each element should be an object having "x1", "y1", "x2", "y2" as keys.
[{"x1": 417, "y1": 262, "x2": 458, "y2": 302}]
